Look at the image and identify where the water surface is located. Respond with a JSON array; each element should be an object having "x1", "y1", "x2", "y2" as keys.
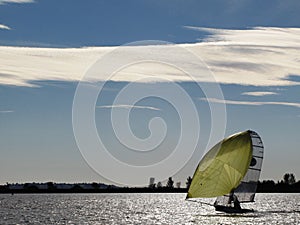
[{"x1": 0, "y1": 193, "x2": 299, "y2": 224}]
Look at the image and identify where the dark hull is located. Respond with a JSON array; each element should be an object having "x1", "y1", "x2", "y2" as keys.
[{"x1": 215, "y1": 205, "x2": 254, "y2": 214}]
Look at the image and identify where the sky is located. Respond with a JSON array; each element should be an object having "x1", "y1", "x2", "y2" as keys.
[{"x1": 0, "y1": 0, "x2": 300, "y2": 186}]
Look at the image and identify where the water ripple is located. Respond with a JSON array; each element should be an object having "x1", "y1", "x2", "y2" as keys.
[{"x1": 0, "y1": 193, "x2": 299, "y2": 224}]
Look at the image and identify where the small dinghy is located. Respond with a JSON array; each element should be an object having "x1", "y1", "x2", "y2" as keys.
[{"x1": 186, "y1": 130, "x2": 264, "y2": 214}]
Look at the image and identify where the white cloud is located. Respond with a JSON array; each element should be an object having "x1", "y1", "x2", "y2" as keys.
[
  {"x1": 184, "y1": 26, "x2": 300, "y2": 86},
  {"x1": 0, "y1": 0, "x2": 34, "y2": 4},
  {"x1": 0, "y1": 27, "x2": 300, "y2": 87},
  {"x1": 184, "y1": 26, "x2": 300, "y2": 47},
  {"x1": 200, "y1": 97, "x2": 300, "y2": 108},
  {"x1": 96, "y1": 105, "x2": 161, "y2": 111},
  {"x1": 241, "y1": 91, "x2": 278, "y2": 96},
  {"x1": 0, "y1": 24, "x2": 10, "y2": 30}
]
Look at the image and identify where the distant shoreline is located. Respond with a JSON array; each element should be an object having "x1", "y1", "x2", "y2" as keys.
[
  {"x1": 1, "y1": 181, "x2": 300, "y2": 194},
  {"x1": 0, "y1": 188, "x2": 187, "y2": 194}
]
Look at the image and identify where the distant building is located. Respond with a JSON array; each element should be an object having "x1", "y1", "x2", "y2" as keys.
[
  {"x1": 99, "y1": 183, "x2": 109, "y2": 189},
  {"x1": 5, "y1": 182, "x2": 110, "y2": 191},
  {"x1": 176, "y1": 182, "x2": 181, "y2": 189},
  {"x1": 79, "y1": 184, "x2": 94, "y2": 189},
  {"x1": 149, "y1": 177, "x2": 155, "y2": 188},
  {"x1": 55, "y1": 183, "x2": 75, "y2": 190},
  {"x1": 8, "y1": 183, "x2": 24, "y2": 190},
  {"x1": 35, "y1": 184, "x2": 48, "y2": 190}
]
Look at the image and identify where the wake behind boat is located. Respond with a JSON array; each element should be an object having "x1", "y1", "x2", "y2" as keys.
[{"x1": 186, "y1": 130, "x2": 264, "y2": 214}]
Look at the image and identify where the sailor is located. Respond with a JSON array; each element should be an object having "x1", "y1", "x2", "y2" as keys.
[
  {"x1": 228, "y1": 191, "x2": 241, "y2": 210},
  {"x1": 232, "y1": 194, "x2": 241, "y2": 209}
]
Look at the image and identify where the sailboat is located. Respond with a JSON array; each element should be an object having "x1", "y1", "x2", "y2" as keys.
[{"x1": 186, "y1": 130, "x2": 264, "y2": 213}]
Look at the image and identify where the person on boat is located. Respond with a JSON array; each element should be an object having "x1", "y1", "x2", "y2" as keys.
[{"x1": 228, "y1": 191, "x2": 241, "y2": 210}]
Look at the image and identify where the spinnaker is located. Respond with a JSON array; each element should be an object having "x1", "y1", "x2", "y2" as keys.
[{"x1": 186, "y1": 130, "x2": 264, "y2": 213}]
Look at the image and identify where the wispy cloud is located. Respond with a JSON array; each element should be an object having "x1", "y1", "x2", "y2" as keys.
[
  {"x1": 0, "y1": 110, "x2": 14, "y2": 113},
  {"x1": 184, "y1": 26, "x2": 300, "y2": 86},
  {"x1": 0, "y1": 24, "x2": 10, "y2": 30},
  {"x1": 97, "y1": 105, "x2": 161, "y2": 111},
  {"x1": 241, "y1": 91, "x2": 278, "y2": 96},
  {"x1": 0, "y1": 0, "x2": 34, "y2": 4},
  {"x1": 0, "y1": 27, "x2": 300, "y2": 87},
  {"x1": 200, "y1": 97, "x2": 300, "y2": 108},
  {"x1": 184, "y1": 26, "x2": 300, "y2": 47}
]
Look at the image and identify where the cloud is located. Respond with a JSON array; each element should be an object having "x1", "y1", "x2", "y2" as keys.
[
  {"x1": 241, "y1": 91, "x2": 278, "y2": 96},
  {"x1": 0, "y1": 0, "x2": 34, "y2": 4},
  {"x1": 184, "y1": 26, "x2": 300, "y2": 86},
  {"x1": 0, "y1": 110, "x2": 14, "y2": 113},
  {"x1": 184, "y1": 26, "x2": 300, "y2": 47},
  {"x1": 200, "y1": 97, "x2": 300, "y2": 108},
  {"x1": 0, "y1": 24, "x2": 10, "y2": 30},
  {"x1": 0, "y1": 27, "x2": 300, "y2": 87},
  {"x1": 96, "y1": 105, "x2": 161, "y2": 111}
]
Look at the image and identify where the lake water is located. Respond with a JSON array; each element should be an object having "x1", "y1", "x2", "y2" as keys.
[{"x1": 0, "y1": 193, "x2": 299, "y2": 224}]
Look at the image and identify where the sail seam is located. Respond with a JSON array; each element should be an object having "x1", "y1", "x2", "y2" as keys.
[
  {"x1": 248, "y1": 168, "x2": 261, "y2": 171},
  {"x1": 252, "y1": 145, "x2": 263, "y2": 148}
]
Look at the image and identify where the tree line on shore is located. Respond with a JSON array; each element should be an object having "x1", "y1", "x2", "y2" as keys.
[
  {"x1": 149, "y1": 173, "x2": 300, "y2": 193},
  {"x1": 257, "y1": 173, "x2": 300, "y2": 193},
  {"x1": 0, "y1": 173, "x2": 299, "y2": 193}
]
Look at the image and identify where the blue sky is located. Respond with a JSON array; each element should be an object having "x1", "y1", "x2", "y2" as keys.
[
  {"x1": 1, "y1": 0, "x2": 300, "y2": 46},
  {"x1": 0, "y1": 0, "x2": 300, "y2": 186}
]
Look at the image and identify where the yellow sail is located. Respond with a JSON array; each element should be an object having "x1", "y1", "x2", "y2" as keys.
[{"x1": 186, "y1": 131, "x2": 253, "y2": 199}]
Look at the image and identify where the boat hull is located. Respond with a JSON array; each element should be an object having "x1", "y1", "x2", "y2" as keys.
[{"x1": 215, "y1": 205, "x2": 254, "y2": 214}]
